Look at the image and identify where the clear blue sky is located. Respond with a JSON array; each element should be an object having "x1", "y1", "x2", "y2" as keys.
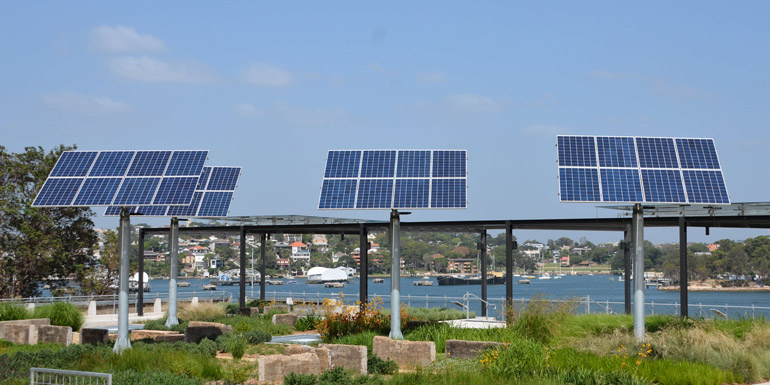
[{"x1": 2, "y1": 1, "x2": 769, "y2": 244}]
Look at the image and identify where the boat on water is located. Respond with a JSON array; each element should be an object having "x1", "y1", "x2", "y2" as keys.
[
  {"x1": 538, "y1": 272, "x2": 553, "y2": 280},
  {"x1": 306, "y1": 267, "x2": 350, "y2": 284},
  {"x1": 324, "y1": 282, "x2": 345, "y2": 288},
  {"x1": 201, "y1": 284, "x2": 217, "y2": 290},
  {"x1": 373, "y1": 278, "x2": 385, "y2": 283},
  {"x1": 414, "y1": 277, "x2": 434, "y2": 286},
  {"x1": 177, "y1": 281, "x2": 191, "y2": 287},
  {"x1": 437, "y1": 274, "x2": 505, "y2": 285},
  {"x1": 129, "y1": 272, "x2": 151, "y2": 292},
  {"x1": 518, "y1": 279, "x2": 531, "y2": 284}
]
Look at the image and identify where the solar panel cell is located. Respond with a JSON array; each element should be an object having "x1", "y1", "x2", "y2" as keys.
[
  {"x1": 394, "y1": 179, "x2": 429, "y2": 208},
  {"x1": 430, "y1": 178, "x2": 466, "y2": 208},
  {"x1": 73, "y1": 178, "x2": 123, "y2": 205},
  {"x1": 557, "y1": 136, "x2": 596, "y2": 167},
  {"x1": 356, "y1": 179, "x2": 394, "y2": 208},
  {"x1": 113, "y1": 177, "x2": 161, "y2": 205},
  {"x1": 32, "y1": 178, "x2": 84, "y2": 206},
  {"x1": 432, "y1": 151, "x2": 466, "y2": 177},
  {"x1": 318, "y1": 179, "x2": 357, "y2": 209},
  {"x1": 600, "y1": 169, "x2": 642, "y2": 202},
  {"x1": 167, "y1": 192, "x2": 204, "y2": 216},
  {"x1": 361, "y1": 151, "x2": 396, "y2": 178},
  {"x1": 559, "y1": 168, "x2": 600, "y2": 202},
  {"x1": 165, "y1": 151, "x2": 208, "y2": 176},
  {"x1": 50, "y1": 152, "x2": 98, "y2": 177},
  {"x1": 206, "y1": 167, "x2": 240, "y2": 190},
  {"x1": 89, "y1": 151, "x2": 133, "y2": 176},
  {"x1": 676, "y1": 139, "x2": 720, "y2": 169},
  {"x1": 197, "y1": 167, "x2": 212, "y2": 189},
  {"x1": 636, "y1": 138, "x2": 678, "y2": 168},
  {"x1": 682, "y1": 170, "x2": 729, "y2": 203},
  {"x1": 641, "y1": 169, "x2": 686, "y2": 203},
  {"x1": 153, "y1": 177, "x2": 198, "y2": 205},
  {"x1": 127, "y1": 151, "x2": 172, "y2": 176},
  {"x1": 396, "y1": 151, "x2": 431, "y2": 177},
  {"x1": 198, "y1": 192, "x2": 233, "y2": 216},
  {"x1": 324, "y1": 151, "x2": 361, "y2": 178},
  {"x1": 597, "y1": 137, "x2": 637, "y2": 167}
]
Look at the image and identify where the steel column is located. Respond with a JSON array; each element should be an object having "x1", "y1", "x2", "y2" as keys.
[
  {"x1": 632, "y1": 204, "x2": 645, "y2": 341},
  {"x1": 114, "y1": 208, "x2": 132, "y2": 352},
  {"x1": 389, "y1": 210, "x2": 403, "y2": 339},
  {"x1": 480, "y1": 230, "x2": 488, "y2": 317},
  {"x1": 239, "y1": 226, "x2": 246, "y2": 309},
  {"x1": 260, "y1": 233, "x2": 267, "y2": 301},
  {"x1": 679, "y1": 217, "x2": 688, "y2": 318},
  {"x1": 137, "y1": 229, "x2": 144, "y2": 316},
  {"x1": 359, "y1": 224, "x2": 368, "y2": 307},
  {"x1": 166, "y1": 218, "x2": 179, "y2": 327},
  {"x1": 624, "y1": 225, "x2": 631, "y2": 315},
  {"x1": 505, "y1": 221, "x2": 513, "y2": 306}
]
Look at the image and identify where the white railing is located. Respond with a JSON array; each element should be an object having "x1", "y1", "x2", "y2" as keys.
[{"x1": 31, "y1": 368, "x2": 111, "y2": 385}]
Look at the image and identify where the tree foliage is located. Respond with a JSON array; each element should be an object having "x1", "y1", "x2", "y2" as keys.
[{"x1": 0, "y1": 145, "x2": 97, "y2": 297}]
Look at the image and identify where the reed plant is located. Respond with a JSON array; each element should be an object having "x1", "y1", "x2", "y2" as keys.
[
  {"x1": 177, "y1": 302, "x2": 226, "y2": 322},
  {"x1": 0, "y1": 303, "x2": 31, "y2": 322},
  {"x1": 32, "y1": 302, "x2": 84, "y2": 331}
]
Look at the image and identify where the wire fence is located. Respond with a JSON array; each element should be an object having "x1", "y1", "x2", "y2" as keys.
[
  {"x1": 1, "y1": 291, "x2": 231, "y2": 314},
  {"x1": 30, "y1": 368, "x2": 111, "y2": 385}
]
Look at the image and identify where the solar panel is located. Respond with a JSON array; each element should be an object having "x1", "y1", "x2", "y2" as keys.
[
  {"x1": 104, "y1": 166, "x2": 241, "y2": 217},
  {"x1": 557, "y1": 136, "x2": 729, "y2": 204},
  {"x1": 31, "y1": 150, "x2": 209, "y2": 207},
  {"x1": 318, "y1": 149, "x2": 467, "y2": 209}
]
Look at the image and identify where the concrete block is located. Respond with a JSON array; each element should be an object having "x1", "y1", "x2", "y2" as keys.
[
  {"x1": 130, "y1": 329, "x2": 179, "y2": 341},
  {"x1": 154, "y1": 298, "x2": 162, "y2": 314},
  {"x1": 80, "y1": 328, "x2": 109, "y2": 345},
  {"x1": 26, "y1": 303, "x2": 35, "y2": 312},
  {"x1": 316, "y1": 347, "x2": 332, "y2": 372},
  {"x1": 155, "y1": 333, "x2": 185, "y2": 343},
  {"x1": 88, "y1": 301, "x2": 97, "y2": 316},
  {"x1": 191, "y1": 297, "x2": 199, "y2": 307},
  {"x1": 38, "y1": 325, "x2": 72, "y2": 346},
  {"x1": 4, "y1": 324, "x2": 36, "y2": 345},
  {"x1": 445, "y1": 340, "x2": 507, "y2": 359},
  {"x1": 372, "y1": 336, "x2": 435, "y2": 369},
  {"x1": 258, "y1": 352, "x2": 321, "y2": 383},
  {"x1": 272, "y1": 313, "x2": 298, "y2": 327},
  {"x1": 319, "y1": 343, "x2": 367, "y2": 374},
  {"x1": 0, "y1": 319, "x2": 50, "y2": 341},
  {"x1": 184, "y1": 321, "x2": 232, "y2": 343}
]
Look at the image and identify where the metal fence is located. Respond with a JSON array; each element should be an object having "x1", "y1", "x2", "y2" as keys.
[
  {"x1": 1, "y1": 291, "x2": 231, "y2": 313},
  {"x1": 30, "y1": 368, "x2": 111, "y2": 385},
  {"x1": 253, "y1": 290, "x2": 770, "y2": 320}
]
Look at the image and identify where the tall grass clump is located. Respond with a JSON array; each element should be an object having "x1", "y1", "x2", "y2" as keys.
[
  {"x1": 507, "y1": 295, "x2": 577, "y2": 344},
  {"x1": 329, "y1": 331, "x2": 379, "y2": 354},
  {"x1": 178, "y1": 303, "x2": 226, "y2": 322},
  {"x1": 385, "y1": 307, "x2": 472, "y2": 322},
  {"x1": 33, "y1": 302, "x2": 84, "y2": 331},
  {"x1": 0, "y1": 303, "x2": 31, "y2": 321},
  {"x1": 213, "y1": 314, "x2": 292, "y2": 336},
  {"x1": 405, "y1": 323, "x2": 518, "y2": 353}
]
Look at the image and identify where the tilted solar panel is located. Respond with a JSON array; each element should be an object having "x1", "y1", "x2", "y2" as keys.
[
  {"x1": 319, "y1": 149, "x2": 467, "y2": 210},
  {"x1": 556, "y1": 136, "x2": 729, "y2": 204},
  {"x1": 31, "y1": 150, "x2": 209, "y2": 208}
]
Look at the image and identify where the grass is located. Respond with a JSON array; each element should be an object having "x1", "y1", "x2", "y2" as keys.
[
  {"x1": 212, "y1": 314, "x2": 293, "y2": 336},
  {"x1": 245, "y1": 343, "x2": 285, "y2": 356},
  {"x1": 383, "y1": 307, "x2": 472, "y2": 322},
  {"x1": 0, "y1": 303, "x2": 31, "y2": 322},
  {"x1": 32, "y1": 302, "x2": 84, "y2": 331},
  {"x1": 329, "y1": 331, "x2": 379, "y2": 354},
  {"x1": 177, "y1": 303, "x2": 226, "y2": 322}
]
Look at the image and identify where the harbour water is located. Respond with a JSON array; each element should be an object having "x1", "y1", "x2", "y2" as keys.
[{"x1": 141, "y1": 275, "x2": 770, "y2": 319}]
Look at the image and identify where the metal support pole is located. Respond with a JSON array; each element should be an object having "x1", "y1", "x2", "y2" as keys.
[
  {"x1": 239, "y1": 226, "x2": 246, "y2": 309},
  {"x1": 359, "y1": 225, "x2": 368, "y2": 308},
  {"x1": 137, "y1": 229, "x2": 145, "y2": 316},
  {"x1": 260, "y1": 233, "x2": 267, "y2": 301},
  {"x1": 480, "y1": 230, "x2": 488, "y2": 317},
  {"x1": 389, "y1": 210, "x2": 403, "y2": 339},
  {"x1": 624, "y1": 225, "x2": 631, "y2": 315},
  {"x1": 166, "y1": 218, "x2": 179, "y2": 327},
  {"x1": 632, "y1": 204, "x2": 645, "y2": 341},
  {"x1": 114, "y1": 208, "x2": 132, "y2": 352},
  {"x1": 505, "y1": 221, "x2": 513, "y2": 306},
  {"x1": 679, "y1": 217, "x2": 688, "y2": 318}
]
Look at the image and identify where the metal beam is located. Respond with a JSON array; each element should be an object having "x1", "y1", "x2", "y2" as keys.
[
  {"x1": 359, "y1": 224, "x2": 368, "y2": 308},
  {"x1": 260, "y1": 233, "x2": 267, "y2": 301},
  {"x1": 389, "y1": 210, "x2": 403, "y2": 339},
  {"x1": 505, "y1": 221, "x2": 513, "y2": 306},
  {"x1": 137, "y1": 229, "x2": 144, "y2": 316},
  {"x1": 239, "y1": 226, "x2": 246, "y2": 309},
  {"x1": 480, "y1": 230, "x2": 488, "y2": 317},
  {"x1": 679, "y1": 217, "x2": 688, "y2": 318},
  {"x1": 632, "y1": 204, "x2": 645, "y2": 341},
  {"x1": 114, "y1": 208, "x2": 131, "y2": 353},
  {"x1": 166, "y1": 218, "x2": 179, "y2": 327},
  {"x1": 623, "y1": 225, "x2": 631, "y2": 315}
]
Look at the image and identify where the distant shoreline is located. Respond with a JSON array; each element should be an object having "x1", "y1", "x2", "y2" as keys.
[{"x1": 658, "y1": 285, "x2": 770, "y2": 292}]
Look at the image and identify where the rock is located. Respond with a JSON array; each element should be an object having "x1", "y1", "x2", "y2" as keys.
[
  {"x1": 130, "y1": 329, "x2": 180, "y2": 341},
  {"x1": 80, "y1": 328, "x2": 110, "y2": 345},
  {"x1": 372, "y1": 336, "x2": 435, "y2": 369},
  {"x1": 37, "y1": 325, "x2": 72, "y2": 346},
  {"x1": 0, "y1": 319, "x2": 50, "y2": 341},
  {"x1": 238, "y1": 307, "x2": 260, "y2": 317},
  {"x1": 155, "y1": 333, "x2": 185, "y2": 343},
  {"x1": 445, "y1": 340, "x2": 507, "y2": 359},
  {"x1": 315, "y1": 347, "x2": 332, "y2": 372},
  {"x1": 3, "y1": 324, "x2": 37, "y2": 345},
  {"x1": 285, "y1": 344, "x2": 314, "y2": 355},
  {"x1": 184, "y1": 321, "x2": 232, "y2": 343},
  {"x1": 272, "y1": 313, "x2": 298, "y2": 327},
  {"x1": 319, "y1": 343, "x2": 367, "y2": 374},
  {"x1": 258, "y1": 353, "x2": 321, "y2": 383}
]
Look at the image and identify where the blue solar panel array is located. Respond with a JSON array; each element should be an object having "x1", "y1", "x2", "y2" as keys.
[
  {"x1": 104, "y1": 166, "x2": 241, "y2": 217},
  {"x1": 319, "y1": 149, "x2": 467, "y2": 209},
  {"x1": 557, "y1": 136, "x2": 729, "y2": 204},
  {"x1": 32, "y1": 150, "x2": 209, "y2": 207}
]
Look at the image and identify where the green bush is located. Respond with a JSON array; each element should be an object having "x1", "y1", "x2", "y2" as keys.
[
  {"x1": 0, "y1": 303, "x2": 31, "y2": 321},
  {"x1": 143, "y1": 317, "x2": 187, "y2": 334},
  {"x1": 284, "y1": 372, "x2": 318, "y2": 385},
  {"x1": 368, "y1": 354, "x2": 398, "y2": 375},
  {"x1": 213, "y1": 315, "x2": 292, "y2": 336},
  {"x1": 112, "y1": 370, "x2": 205, "y2": 385},
  {"x1": 216, "y1": 333, "x2": 247, "y2": 360},
  {"x1": 296, "y1": 314, "x2": 322, "y2": 331},
  {"x1": 32, "y1": 302, "x2": 84, "y2": 331},
  {"x1": 243, "y1": 330, "x2": 271, "y2": 344},
  {"x1": 330, "y1": 331, "x2": 378, "y2": 355},
  {"x1": 0, "y1": 344, "x2": 107, "y2": 382}
]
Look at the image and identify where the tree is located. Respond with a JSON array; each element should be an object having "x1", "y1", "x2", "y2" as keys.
[
  {"x1": 80, "y1": 230, "x2": 119, "y2": 295},
  {"x1": 0, "y1": 145, "x2": 98, "y2": 297}
]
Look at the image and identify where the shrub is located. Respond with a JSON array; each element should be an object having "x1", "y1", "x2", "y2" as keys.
[
  {"x1": 0, "y1": 303, "x2": 31, "y2": 321},
  {"x1": 217, "y1": 333, "x2": 247, "y2": 360},
  {"x1": 143, "y1": 317, "x2": 187, "y2": 334},
  {"x1": 178, "y1": 303, "x2": 225, "y2": 322},
  {"x1": 296, "y1": 314, "x2": 322, "y2": 331},
  {"x1": 508, "y1": 295, "x2": 576, "y2": 344},
  {"x1": 112, "y1": 370, "x2": 205, "y2": 385},
  {"x1": 368, "y1": 354, "x2": 398, "y2": 375},
  {"x1": 32, "y1": 302, "x2": 84, "y2": 331},
  {"x1": 214, "y1": 315, "x2": 292, "y2": 336},
  {"x1": 316, "y1": 296, "x2": 412, "y2": 342},
  {"x1": 243, "y1": 330, "x2": 271, "y2": 344},
  {"x1": 224, "y1": 303, "x2": 240, "y2": 315}
]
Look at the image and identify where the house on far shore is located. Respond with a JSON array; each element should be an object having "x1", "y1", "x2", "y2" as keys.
[
  {"x1": 561, "y1": 256, "x2": 570, "y2": 267},
  {"x1": 578, "y1": 259, "x2": 597, "y2": 267}
]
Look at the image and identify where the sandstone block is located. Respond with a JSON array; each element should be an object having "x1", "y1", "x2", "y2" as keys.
[
  {"x1": 184, "y1": 321, "x2": 232, "y2": 343},
  {"x1": 130, "y1": 329, "x2": 179, "y2": 341},
  {"x1": 258, "y1": 352, "x2": 321, "y2": 383},
  {"x1": 319, "y1": 343, "x2": 367, "y2": 374},
  {"x1": 445, "y1": 339, "x2": 507, "y2": 359},
  {"x1": 155, "y1": 333, "x2": 185, "y2": 343},
  {"x1": 272, "y1": 313, "x2": 298, "y2": 326},
  {"x1": 285, "y1": 344, "x2": 314, "y2": 355},
  {"x1": 38, "y1": 325, "x2": 72, "y2": 346},
  {"x1": 0, "y1": 319, "x2": 50, "y2": 341},
  {"x1": 372, "y1": 336, "x2": 435, "y2": 369},
  {"x1": 4, "y1": 324, "x2": 36, "y2": 345},
  {"x1": 315, "y1": 347, "x2": 332, "y2": 372},
  {"x1": 80, "y1": 328, "x2": 109, "y2": 345}
]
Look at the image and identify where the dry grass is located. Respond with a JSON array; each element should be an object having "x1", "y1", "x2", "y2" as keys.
[{"x1": 178, "y1": 302, "x2": 226, "y2": 322}]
